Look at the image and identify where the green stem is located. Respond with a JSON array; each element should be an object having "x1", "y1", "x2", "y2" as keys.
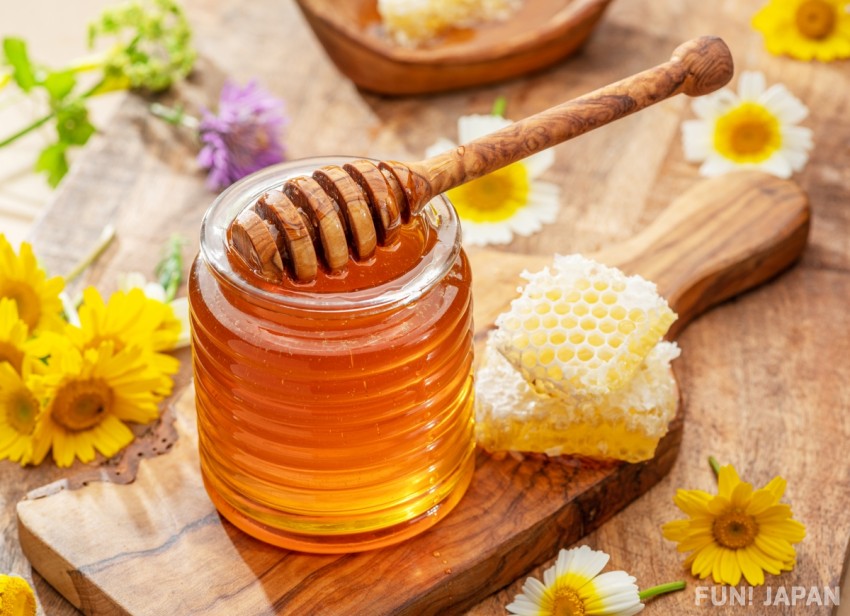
[
  {"x1": 150, "y1": 102, "x2": 199, "y2": 130},
  {"x1": 65, "y1": 224, "x2": 116, "y2": 283},
  {"x1": 0, "y1": 113, "x2": 54, "y2": 147},
  {"x1": 66, "y1": 52, "x2": 108, "y2": 74},
  {"x1": 708, "y1": 456, "x2": 721, "y2": 477},
  {"x1": 491, "y1": 95, "x2": 507, "y2": 117},
  {"x1": 0, "y1": 77, "x2": 108, "y2": 148},
  {"x1": 639, "y1": 581, "x2": 686, "y2": 601}
]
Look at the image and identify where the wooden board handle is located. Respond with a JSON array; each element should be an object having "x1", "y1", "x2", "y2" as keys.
[
  {"x1": 468, "y1": 172, "x2": 810, "y2": 337},
  {"x1": 400, "y1": 36, "x2": 734, "y2": 209}
]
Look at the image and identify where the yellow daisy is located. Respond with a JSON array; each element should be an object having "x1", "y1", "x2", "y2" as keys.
[
  {"x1": 117, "y1": 272, "x2": 190, "y2": 349},
  {"x1": 35, "y1": 341, "x2": 165, "y2": 467},
  {"x1": 753, "y1": 0, "x2": 850, "y2": 61},
  {"x1": 0, "y1": 361, "x2": 49, "y2": 466},
  {"x1": 507, "y1": 545, "x2": 644, "y2": 616},
  {"x1": 0, "y1": 235, "x2": 64, "y2": 334},
  {"x1": 0, "y1": 574, "x2": 37, "y2": 616},
  {"x1": 662, "y1": 464, "x2": 806, "y2": 586},
  {"x1": 67, "y1": 286, "x2": 181, "y2": 390},
  {"x1": 682, "y1": 71, "x2": 813, "y2": 179},
  {"x1": 0, "y1": 298, "x2": 32, "y2": 374},
  {"x1": 426, "y1": 114, "x2": 560, "y2": 246}
]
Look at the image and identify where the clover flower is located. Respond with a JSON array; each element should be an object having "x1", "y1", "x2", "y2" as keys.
[{"x1": 197, "y1": 80, "x2": 288, "y2": 191}]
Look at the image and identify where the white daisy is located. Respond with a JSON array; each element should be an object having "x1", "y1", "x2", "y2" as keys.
[
  {"x1": 426, "y1": 114, "x2": 561, "y2": 247},
  {"x1": 681, "y1": 71, "x2": 813, "y2": 179},
  {"x1": 506, "y1": 545, "x2": 644, "y2": 616}
]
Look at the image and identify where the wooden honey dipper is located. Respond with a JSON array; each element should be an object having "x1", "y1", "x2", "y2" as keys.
[{"x1": 231, "y1": 36, "x2": 734, "y2": 284}]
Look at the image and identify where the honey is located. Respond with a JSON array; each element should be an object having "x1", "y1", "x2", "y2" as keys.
[{"x1": 189, "y1": 158, "x2": 476, "y2": 552}]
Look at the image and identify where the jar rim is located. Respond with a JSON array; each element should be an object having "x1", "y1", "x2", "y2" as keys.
[{"x1": 199, "y1": 157, "x2": 462, "y2": 313}]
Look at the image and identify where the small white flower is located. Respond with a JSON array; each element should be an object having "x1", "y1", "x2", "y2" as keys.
[
  {"x1": 681, "y1": 71, "x2": 813, "y2": 179},
  {"x1": 426, "y1": 114, "x2": 561, "y2": 247},
  {"x1": 507, "y1": 545, "x2": 644, "y2": 616},
  {"x1": 118, "y1": 272, "x2": 190, "y2": 350}
]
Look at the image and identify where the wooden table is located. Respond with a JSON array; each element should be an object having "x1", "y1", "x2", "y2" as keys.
[{"x1": 3, "y1": 0, "x2": 849, "y2": 614}]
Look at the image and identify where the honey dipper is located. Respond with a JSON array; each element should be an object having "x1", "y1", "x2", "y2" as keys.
[{"x1": 231, "y1": 36, "x2": 734, "y2": 283}]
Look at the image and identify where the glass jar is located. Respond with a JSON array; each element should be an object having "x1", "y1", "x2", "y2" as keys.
[{"x1": 189, "y1": 158, "x2": 475, "y2": 553}]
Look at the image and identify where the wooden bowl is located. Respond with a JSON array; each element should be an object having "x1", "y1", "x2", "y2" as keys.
[{"x1": 294, "y1": 0, "x2": 615, "y2": 95}]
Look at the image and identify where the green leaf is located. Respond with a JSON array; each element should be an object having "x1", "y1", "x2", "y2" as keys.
[
  {"x1": 2, "y1": 37, "x2": 37, "y2": 92},
  {"x1": 491, "y1": 96, "x2": 507, "y2": 118},
  {"x1": 155, "y1": 234, "x2": 186, "y2": 302},
  {"x1": 43, "y1": 70, "x2": 76, "y2": 101},
  {"x1": 56, "y1": 102, "x2": 96, "y2": 146},
  {"x1": 35, "y1": 143, "x2": 69, "y2": 187}
]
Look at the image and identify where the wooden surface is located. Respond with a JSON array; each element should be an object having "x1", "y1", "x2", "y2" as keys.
[
  {"x1": 16, "y1": 172, "x2": 808, "y2": 615},
  {"x1": 294, "y1": 0, "x2": 614, "y2": 95},
  {"x1": 2, "y1": 0, "x2": 849, "y2": 614}
]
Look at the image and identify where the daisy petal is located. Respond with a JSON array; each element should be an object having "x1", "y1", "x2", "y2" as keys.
[{"x1": 737, "y1": 71, "x2": 767, "y2": 101}]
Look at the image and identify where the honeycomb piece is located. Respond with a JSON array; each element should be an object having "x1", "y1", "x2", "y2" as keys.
[
  {"x1": 377, "y1": 0, "x2": 523, "y2": 46},
  {"x1": 475, "y1": 338, "x2": 680, "y2": 462},
  {"x1": 492, "y1": 254, "x2": 677, "y2": 399}
]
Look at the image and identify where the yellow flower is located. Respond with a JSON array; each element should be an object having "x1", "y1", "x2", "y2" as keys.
[
  {"x1": 507, "y1": 546, "x2": 644, "y2": 616},
  {"x1": 426, "y1": 114, "x2": 560, "y2": 247},
  {"x1": 0, "y1": 235, "x2": 64, "y2": 334},
  {"x1": 0, "y1": 574, "x2": 37, "y2": 616},
  {"x1": 67, "y1": 286, "x2": 180, "y2": 392},
  {"x1": 682, "y1": 71, "x2": 813, "y2": 179},
  {"x1": 35, "y1": 341, "x2": 165, "y2": 467},
  {"x1": 753, "y1": 0, "x2": 850, "y2": 61},
  {"x1": 0, "y1": 299, "x2": 33, "y2": 374},
  {"x1": 662, "y1": 464, "x2": 806, "y2": 586},
  {"x1": 0, "y1": 361, "x2": 48, "y2": 466}
]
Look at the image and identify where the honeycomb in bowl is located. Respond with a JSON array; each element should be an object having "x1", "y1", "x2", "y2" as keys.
[
  {"x1": 377, "y1": 0, "x2": 524, "y2": 46},
  {"x1": 491, "y1": 254, "x2": 677, "y2": 399}
]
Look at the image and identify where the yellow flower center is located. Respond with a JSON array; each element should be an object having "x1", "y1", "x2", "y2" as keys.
[
  {"x1": 551, "y1": 587, "x2": 586, "y2": 616},
  {"x1": 0, "y1": 282, "x2": 41, "y2": 331},
  {"x1": 6, "y1": 388, "x2": 39, "y2": 435},
  {"x1": 52, "y1": 378, "x2": 113, "y2": 431},
  {"x1": 0, "y1": 575, "x2": 37, "y2": 616},
  {"x1": 87, "y1": 334, "x2": 125, "y2": 354},
  {"x1": 795, "y1": 0, "x2": 837, "y2": 39},
  {"x1": 446, "y1": 162, "x2": 530, "y2": 223},
  {"x1": 714, "y1": 103, "x2": 781, "y2": 163},
  {"x1": 0, "y1": 342, "x2": 24, "y2": 374},
  {"x1": 713, "y1": 510, "x2": 759, "y2": 549}
]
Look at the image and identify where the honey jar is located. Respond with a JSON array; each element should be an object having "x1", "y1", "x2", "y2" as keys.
[{"x1": 189, "y1": 158, "x2": 476, "y2": 553}]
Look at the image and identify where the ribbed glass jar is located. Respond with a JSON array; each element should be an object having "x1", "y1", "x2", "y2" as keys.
[{"x1": 189, "y1": 158, "x2": 475, "y2": 553}]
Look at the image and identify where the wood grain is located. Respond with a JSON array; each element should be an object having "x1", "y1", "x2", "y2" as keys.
[
  {"x1": 16, "y1": 171, "x2": 808, "y2": 615},
  {"x1": 3, "y1": 0, "x2": 850, "y2": 614},
  {"x1": 399, "y1": 36, "x2": 734, "y2": 207}
]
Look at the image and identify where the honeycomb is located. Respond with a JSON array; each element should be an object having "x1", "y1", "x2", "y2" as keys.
[
  {"x1": 491, "y1": 254, "x2": 677, "y2": 399},
  {"x1": 377, "y1": 0, "x2": 523, "y2": 46},
  {"x1": 475, "y1": 339, "x2": 680, "y2": 462}
]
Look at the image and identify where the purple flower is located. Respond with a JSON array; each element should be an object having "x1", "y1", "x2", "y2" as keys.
[{"x1": 197, "y1": 80, "x2": 288, "y2": 191}]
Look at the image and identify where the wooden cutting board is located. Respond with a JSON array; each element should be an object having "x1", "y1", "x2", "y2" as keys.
[{"x1": 16, "y1": 172, "x2": 808, "y2": 615}]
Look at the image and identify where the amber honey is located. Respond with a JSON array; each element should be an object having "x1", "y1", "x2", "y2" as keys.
[{"x1": 189, "y1": 158, "x2": 475, "y2": 552}]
